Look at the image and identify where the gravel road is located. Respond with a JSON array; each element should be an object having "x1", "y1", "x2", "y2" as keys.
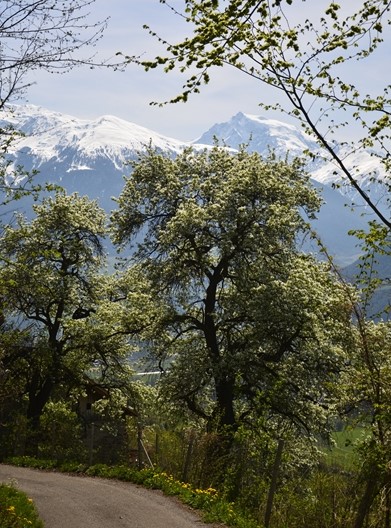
[{"x1": 0, "y1": 464, "x2": 217, "y2": 528}]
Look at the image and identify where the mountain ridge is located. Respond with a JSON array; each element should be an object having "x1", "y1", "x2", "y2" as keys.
[{"x1": 0, "y1": 104, "x2": 376, "y2": 265}]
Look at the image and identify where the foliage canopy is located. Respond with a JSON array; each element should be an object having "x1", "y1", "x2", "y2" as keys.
[
  {"x1": 111, "y1": 146, "x2": 354, "y2": 440},
  {"x1": 0, "y1": 192, "x2": 107, "y2": 440}
]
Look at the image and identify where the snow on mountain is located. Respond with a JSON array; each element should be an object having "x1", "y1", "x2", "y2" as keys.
[
  {"x1": 194, "y1": 111, "x2": 320, "y2": 160},
  {"x1": 1, "y1": 104, "x2": 187, "y2": 166},
  {"x1": 194, "y1": 111, "x2": 385, "y2": 264},
  {"x1": 311, "y1": 145, "x2": 388, "y2": 207}
]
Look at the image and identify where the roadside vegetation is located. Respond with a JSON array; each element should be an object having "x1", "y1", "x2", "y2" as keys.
[
  {"x1": 2, "y1": 447, "x2": 359, "y2": 528},
  {"x1": 0, "y1": 483, "x2": 44, "y2": 528},
  {"x1": 0, "y1": 417, "x2": 380, "y2": 528}
]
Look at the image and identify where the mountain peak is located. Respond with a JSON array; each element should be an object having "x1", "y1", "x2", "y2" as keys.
[{"x1": 193, "y1": 111, "x2": 318, "y2": 156}]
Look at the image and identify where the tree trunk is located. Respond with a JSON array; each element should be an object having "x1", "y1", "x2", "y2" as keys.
[
  {"x1": 354, "y1": 476, "x2": 380, "y2": 528},
  {"x1": 25, "y1": 375, "x2": 54, "y2": 456},
  {"x1": 264, "y1": 439, "x2": 284, "y2": 528},
  {"x1": 202, "y1": 378, "x2": 237, "y2": 489},
  {"x1": 202, "y1": 260, "x2": 238, "y2": 487}
]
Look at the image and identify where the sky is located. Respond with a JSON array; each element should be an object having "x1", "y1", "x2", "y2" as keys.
[{"x1": 22, "y1": 0, "x2": 390, "y2": 143}]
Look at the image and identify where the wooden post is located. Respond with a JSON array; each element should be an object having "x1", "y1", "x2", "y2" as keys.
[
  {"x1": 155, "y1": 431, "x2": 159, "y2": 465},
  {"x1": 137, "y1": 422, "x2": 143, "y2": 471},
  {"x1": 264, "y1": 439, "x2": 284, "y2": 528},
  {"x1": 140, "y1": 438, "x2": 154, "y2": 468},
  {"x1": 182, "y1": 430, "x2": 196, "y2": 483},
  {"x1": 88, "y1": 422, "x2": 95, "y2": 466}
]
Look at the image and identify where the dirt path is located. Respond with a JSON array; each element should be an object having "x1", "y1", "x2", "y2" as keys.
[{"x1": 0, "y1": 464, "x2": 216, "y2": 528}]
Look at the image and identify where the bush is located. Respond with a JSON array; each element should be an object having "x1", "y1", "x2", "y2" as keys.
[{"x1": 39, "y1": 401, "x2": 87, "y2": 462}]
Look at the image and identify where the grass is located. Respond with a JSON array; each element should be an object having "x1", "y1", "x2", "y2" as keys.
[
  {"x1": 0, "y1": 483, "x2": 44, "y2": 528},
  {"x1": 322, "y1": 426, "x2": 369, "y2": 470}
]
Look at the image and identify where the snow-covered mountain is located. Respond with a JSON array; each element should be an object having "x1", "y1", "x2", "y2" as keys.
[
  {"x1": 2, "y1": 104, "x2": 187, "y2": 159},
  {"x1": 0, "y1": 105, "x2": 193, "y2": 209},
  {"x1": 0, "y1": 104, "x2": 377, "y2": 265},
  {"x1": 195, "y1": 111, "x2": 320, "y2": 160},
  {"x1": 198, "y1": 112, "x2": 388, "y2": 203}
]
